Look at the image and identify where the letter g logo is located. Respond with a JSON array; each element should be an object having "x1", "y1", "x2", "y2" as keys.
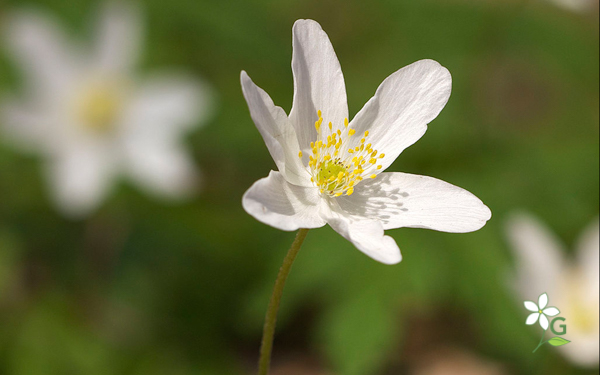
[{"x1": 550, "y1": 317, "x2": 567, "y2": 335}]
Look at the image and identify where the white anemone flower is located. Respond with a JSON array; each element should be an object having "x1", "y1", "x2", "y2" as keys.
[
  {"x1": 1, "y1": 3, "x2": 212, "y2": 216},
  {"x1": 241, "y1": 19, "x2": 491, "y2": 264},
  {"x1": 507, "y1": 212, "x2": 599, "y2": 367},
  {"x1": 524, "y1": 292, "x2": 561, "y2": 330},
  {"x1": 546, "y1": 0, "x2": 598, "y2": 14}
]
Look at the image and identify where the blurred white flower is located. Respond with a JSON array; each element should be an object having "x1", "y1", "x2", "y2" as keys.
[
  {"x1": 524, "y1": 292, "x2": 560, "y2": 330},
  {"x1": 507, "y1": 212, "x2": 599, "y2": 367},
  {"x1": 241, "y1": 19, "x2": 491, "y2": 264},
  {"x1": 546, "y1": 0, "x2": 598, "y2": 14},
  {"x1": 1, "y1": 3, "x2": 213, "y2": 216}
]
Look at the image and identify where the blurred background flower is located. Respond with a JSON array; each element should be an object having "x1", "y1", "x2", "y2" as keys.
[
  {"x1": 0, "y1": 0, "x2": 597, "y2": 375},
  {"x1": 1, "y1": 2, "x2": 214, "y2": 217},
  {"x1": 506, "y1": 212, "x2": 599, "y2": 368}
]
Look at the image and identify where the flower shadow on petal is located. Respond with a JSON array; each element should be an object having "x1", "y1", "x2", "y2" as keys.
[{"x1": 334, "y1": 173, "x2": 409, "y2": 226}]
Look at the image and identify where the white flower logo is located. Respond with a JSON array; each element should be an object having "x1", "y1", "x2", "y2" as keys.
[
  {"x1": 240, "y1": 19, "x2": 491, "y2": 264},
  {"x1": 525, "y1": 293, "x2": 560, "y2": 330}
]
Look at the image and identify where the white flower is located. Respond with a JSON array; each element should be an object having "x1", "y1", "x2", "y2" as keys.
[
  {"x1": 524, "y1": 292, "x2": 561, "y2": 330},
  {"x1": 1, "y1": 3, "x2": 213, "y2": 216},
  {"x1": 507, "y1": 212, "x2": 599, "y2": 367},
  {"x1": 546, "y1": 0, "x2": 598, "y2": 14},
  {"x1": 240, "y1": 19, "x2": 491, "y2": 264}
]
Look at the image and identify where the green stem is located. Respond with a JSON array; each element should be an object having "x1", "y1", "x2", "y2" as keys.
[
  {"x1": 532, "y1": 329, "x2": 547, "y2": 353},
  {"x1": 257, "y1": 228, "x2": 309, "y2": 375}
]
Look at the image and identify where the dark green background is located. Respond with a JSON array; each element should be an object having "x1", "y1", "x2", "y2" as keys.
[{"x1": 0, "y1": 0, "x2": 598, "y2": 374}]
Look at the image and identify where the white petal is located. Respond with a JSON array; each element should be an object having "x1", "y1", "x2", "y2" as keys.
[
  {"x1": 538, "y1": 293, "x2": 549, "y2": 310},
  {"x1": 0, "y1": 101, "x2": 52, "y2": 151},
  {"x1": 346, "y1": 60, "x2": 451, "y2": 171},
  {"x1": 526, "y1": 312, "x2": 540, "y2": 325},
  {"x1": 334, "y1": 172, "x2": 491, "y2": 231},
  {"x1": 123, "y1": 74, "x2": 214, "y2": 138},
  {"x1": 576, "y1": 218, "x2": 599, "y2": 297},
  {"x1": 505, "y1": 212, "x2": 565, "y2": 301},
  {"x1": 560, "y1": 335, "x2": 600, "y2": 367},
  {"x1": 120, "y1": 75, "x2": 211, "y2": 199},
  {"x1": 3, "y1": 10, "x2": 77, "y2": 96},
  {"x1": 242, "y1": 171, "x2": 327, "y2": 231},
  {"x1": 93, "y1": 2, "x2": 142, "y2": 73},
  {"x1": 240, "y1": 71, "x2": 311, "y2": 186},
  {"x1": 524, "y1": 301, "x2": 539, "y2": 312},
  {"x1": 289, "y1": 19, "x2": 348, "y2": 150},
  {"x1": 539, "y1": 313, "x2": 549, "y2": 330},
  {"x1": 47, "y1": 141, "x2": 116, "y2": 217},
  {"x1": 325, "y1": 209, "x2": 401, "y2": 264},
  {"x1": 542, "y1": 307, "x2": 560, "y2": 317},
  {"x1": 125, "y1": 141, "x2": 199, "y2": 199}
]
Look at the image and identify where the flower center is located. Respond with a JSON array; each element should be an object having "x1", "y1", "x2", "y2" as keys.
[
  {"x1": 299, "y1": 110, "x2": 385, "y2": 197},
  {"x1": 74, "y1": 81, "x2": 124, "y2": 133}
]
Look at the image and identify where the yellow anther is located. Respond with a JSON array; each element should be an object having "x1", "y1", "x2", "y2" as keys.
[
  {"x1": 298, "y1": 151, "x2": 303, "y2": 158},
  {"x1": 379, "y1": 154, "x2": 385, "y2": 158},
  {"x1": 308, "y1": 110, "x2": 389, "y2": 199},
  {"x1": 317, "y1": 110, "x2": 322, "y2": 117}
]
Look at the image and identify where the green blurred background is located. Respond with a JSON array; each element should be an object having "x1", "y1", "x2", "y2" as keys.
[{"x1": 0, "y1": 0, "x2": 598, "y2": 374}]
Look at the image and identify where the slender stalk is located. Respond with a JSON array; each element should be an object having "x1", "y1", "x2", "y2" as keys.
[
  {"x1": 532, "y1": 329, "x2": 547, "y2": 353},
  {"x1": 257, "y1": 228, "x2": 309, "y2": 375}
]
